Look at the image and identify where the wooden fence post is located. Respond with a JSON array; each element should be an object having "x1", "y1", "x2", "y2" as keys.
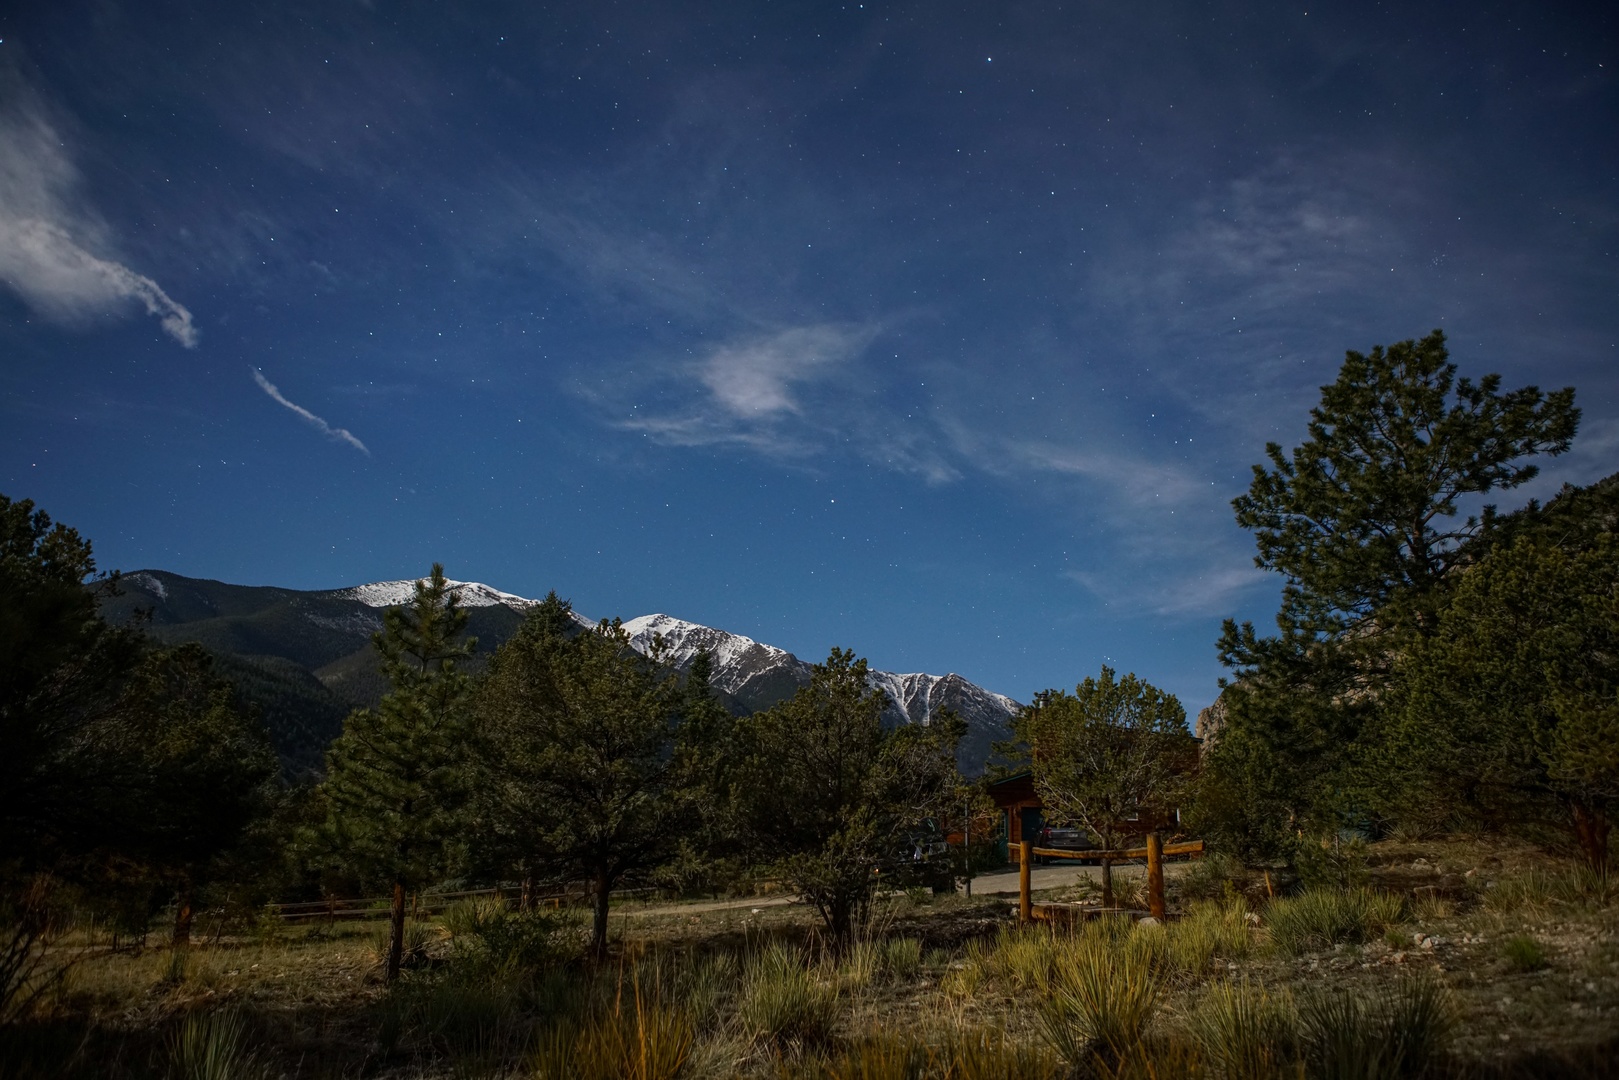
[
  {"x1": 1019, "y1": 840, "x2": 1033, "y2": 922},
  {"x1": 1146, "y1": 832, "x2": 1165, "y2": 920}
]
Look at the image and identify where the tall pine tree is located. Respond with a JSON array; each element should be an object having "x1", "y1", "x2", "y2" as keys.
[
  {"x1": 1209, "y1": 331, "x2": 1578, "y2": 844},
  {"x1": 320, "y1": 564, "x2": 473, "y2": 983}
]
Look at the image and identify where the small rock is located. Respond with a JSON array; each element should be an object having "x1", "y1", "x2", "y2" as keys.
[
  {"x1": 1138, "y1": 917, "x2": 1160, "y2": 928},
  {"x1": 1392, "y1": 952, "x2": 1406, "y2": 964},
  {"x1": 1245, "y1": 912, "x2": 1262, "y2": 926}
]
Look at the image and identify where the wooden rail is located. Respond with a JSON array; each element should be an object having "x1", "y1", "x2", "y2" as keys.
[
  {"x1": 272, "y1": 884, "x2": 666, "y2": 923},
  {"x1": 1019, "y1": 836, "x2": 1204, "y2": 922},
  {"x1": 1028, "y1": 839, "x2": 1205, "y2": 862}
]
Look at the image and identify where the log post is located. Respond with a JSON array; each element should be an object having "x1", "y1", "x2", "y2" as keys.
[
  {"x1": 386, "y1": 879, "x2": 406, "y2": 984},
  {"x1": 1146, "y1": 832, "x2": 1165, "y2": 920},
  {"x1": 1019, "y1": 840, "x2": 1033, "y2": 922}
]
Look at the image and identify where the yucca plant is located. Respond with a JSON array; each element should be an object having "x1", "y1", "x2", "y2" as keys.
[
  {"x1": 1296, "y1": 976, "x2": 1454, "y2": 1080},
  {"x1": 1037, "y1": 939, "x2": 1160, "y2": 1065},
  {"x1": 370, "y1": 919, "x2": 435, "y2": 971},
  {"x1": 168, "y1": 1010, "x2": 263, "y2": 1080},
  {"x1": 675, "y1": 950, "x2": 737, "y2": 1026},
  {"x1": 1380, "y1": 976, "x2": 1456, "y2": 1077},
  {"x1": 1186, "y1": 980, "x2": 1296, "y2": 1080}
]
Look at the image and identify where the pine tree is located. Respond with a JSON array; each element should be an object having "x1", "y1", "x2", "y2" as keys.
[
  {"x1": 110, "y1": 643, "x2": 278, "y2": 947},
  {"x1": 471, "y1": 595, "x2": 706, "y2": 957},
  {"x1": 1388, "y1": 534, "x2": 1618, "y2": 867},
  {"x1": 1211, "y1": 331, "x2": 1578, "y2": 841},
  {"x1": 734, "y1": 648, "x2": 963, "y2": 947},
  {"x1": 320, "y1": 564, "x2": 473, "y2": 983},
  {"x1": 0, "y1": 494, "x2": 141, "y2": 879}
]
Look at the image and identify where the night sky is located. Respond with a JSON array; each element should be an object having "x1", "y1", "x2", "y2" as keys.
[{"x1": 2, "y1": 1, "x2": 1615, "y2": 714}]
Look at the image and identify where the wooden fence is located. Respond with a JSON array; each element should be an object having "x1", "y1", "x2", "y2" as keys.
[
  {"x1": 271, "y1": 885, "x2": 665, "y2": 924},
  {"x1": 1018, "y1": 836, "x2": 1205, "y2": 923}
]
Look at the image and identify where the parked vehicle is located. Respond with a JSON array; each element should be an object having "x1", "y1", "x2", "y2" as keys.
[{"x1": 1035, "y1": 825, "x2": 1095, "y2": 863}]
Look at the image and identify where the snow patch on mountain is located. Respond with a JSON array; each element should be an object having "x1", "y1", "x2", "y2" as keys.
[
  {"x1": 126, "y1": 571, "x2": 169, "y2": 600},
  {"x1": 618, "y1": 613, "x2": 1021, "y2": 771},
  {"x1": 340, "y1": 579, "x2": 540, "y2": 609},
  {"x1": 620, "y1": 614, "x2": 811, "y2": 699},
  {"x1": 868, "y1": 671, "x2": 1021, "y2": 724}
]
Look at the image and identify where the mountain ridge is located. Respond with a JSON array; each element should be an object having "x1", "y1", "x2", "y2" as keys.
[{"x1": 102, "y1": 570, "x2": 1022, "y2": 774}]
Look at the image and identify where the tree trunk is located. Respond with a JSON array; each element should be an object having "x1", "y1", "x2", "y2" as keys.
[
  {"x1": 828, "y1": 894, "x2": 853, "y2": 953},
  {"x1": 172, "y1": 881, "x2": 194, "y2": 950},
  {"x1": 387, "y1": 879, "x2": 406, "y2": 984},
  {"x1": 521, "y1": 873, "x2": 535, "y2": 913},
  {"x1": 1572, "y1": 801, "x2": 1611, "y2": 873},
  {"x1": 591, "y1": 867, "x2": 612, "y2": 959},
  {"x1": 1100, "y1": 857, "x2": 1114, "y2": 909}
]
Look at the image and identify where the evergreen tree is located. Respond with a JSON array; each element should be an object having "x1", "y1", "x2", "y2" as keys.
[
  {"x1": 109, "y1": 643, "x2": 278, "y2": 946},
  {"x1": 733, "y1": 648, "x2": 963, "y2": 947},
  {"x1": 319, "y1": 564, "x2": 474, "y2": 983},
  {"x1": 1012, "y1": 667, "x2": 1195, "y2": 907},
  {"x1": 1211, "y1": 331, "x2": 1578, "y2": 842},
  {"x1": 0, "y1": 494, "x2": 141, "y2": 880},
  {"x1": 471, "y1": 594, "x2": 708, "y2": 957},
  {"x1": 1384, "y1": 534, "x2": 1618, "y2": 867}
]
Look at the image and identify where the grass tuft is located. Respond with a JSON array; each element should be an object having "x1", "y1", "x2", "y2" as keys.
[
  {"x1": 1501, "y1": 934, "x2": 1548, "y2": 972},
  {"x1": 737, "y1": 942, "x2": 839, "y2": 1048},
  {"x1": 878, "y1": 937, "x2": 923, "y2": 982},
  {"x1": 1265, "y1": 888, "x2": 1405, "y2": 955},
  {"x1": 529, "y1": 993, "x2": 694, "y2": 1080}
]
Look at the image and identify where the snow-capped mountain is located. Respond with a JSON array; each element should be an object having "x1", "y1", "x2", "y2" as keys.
[
  {"x1": 338, "y1": 579, "x2": 542, "y2": 610},
  {"x1": 619, "y1": 613, "x2": 1020, "y2": 768},
  {"x1": 620, "y1": 614, "x2": 815, "y2": 712},
  {"x1": 106, "y1": 570, "x2": 1022, "y2": 772}
]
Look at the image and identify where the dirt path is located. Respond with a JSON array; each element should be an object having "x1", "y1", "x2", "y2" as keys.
[
  {"x1": 620, "y1": 862, "x2": 1120, "y2": 918},
  {"x1": 620, "y1": 893, "x2": 801, "y2": 918}
]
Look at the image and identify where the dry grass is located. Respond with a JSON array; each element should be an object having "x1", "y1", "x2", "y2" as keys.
[{"x1": 4, "y1": 839, "x2": 1615, "y2": 1078}]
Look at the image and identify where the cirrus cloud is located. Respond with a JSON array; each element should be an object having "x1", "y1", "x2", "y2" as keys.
[{"x1": 0, "y1": 89, "x2": 197, "y2": 347}]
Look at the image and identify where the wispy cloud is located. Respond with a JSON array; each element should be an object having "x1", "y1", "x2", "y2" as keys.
[
  {"x1": 0, "y1": 90, "x2": 198, "y2": 347},
  {"x1": 946, "y1": 423, "x2": 1268, "y2": 617},
  {"x1": 252, "y1": 369, "x2": 370, "y2": 455},
  {"x1": 700, "y1": 325, "x2": 870, "y2": 418},
  {"x1": 600, "y1": 321, "x2": 963, "y2": 475},
  {"x1": 1066, "y1": 565, "x2": 1268, "y2": 618}
]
